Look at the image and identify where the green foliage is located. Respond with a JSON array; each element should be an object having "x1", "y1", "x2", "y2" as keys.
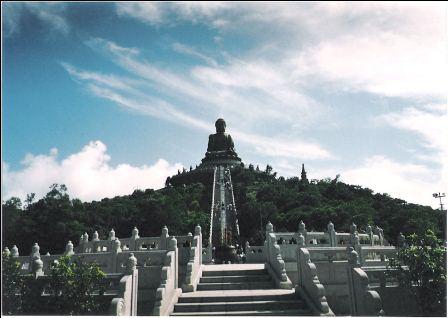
[
  {"x1": 388, "y1": 230, "x2": 447, "y2": 316},
  {"x1": 2, "y1": 255, "x2": 106, "y2": 315},
  {"x1": 44, "y1": 256, "x2": 106, "y2": 315},
  {"x1": 2, "y1": 252, "x2": 23, "y2": 315},
  {"x1": 2, "y1": 166, "x2": 444, "y2": 253}
]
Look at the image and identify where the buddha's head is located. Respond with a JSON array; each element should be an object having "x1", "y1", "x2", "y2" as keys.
[{"x1": 215, "y1": 118, "x2": 226, "y2": 134}]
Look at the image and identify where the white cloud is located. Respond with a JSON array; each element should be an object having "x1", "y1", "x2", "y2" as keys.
[
  {"x1": 295, "y1": 31, "x2": 447, "y2": 98},
  {"x1": 116, "y1": 3, "x2": 447, "y2": 99},
  {"x1": 172, "y1": 42, "x2": 218, "y2": 66},
  {"x1": 373, "y1": 104, "x2": 448, "y2": 207},
  {"x1": 341, "y1": 155, "x2": 445, "y2": 208},
  {"x1": 376, "y1": 105, "x2": 448, "y2": 161},
  {"x1": 116, "y1": 2, "x2": 165, "y2": 26},
  {"x1": 115, "y1": 2, "x2": 230, "y2": 26},
  {"x1": 2, "y1": 141, "x2": 183, "y2": 202}
]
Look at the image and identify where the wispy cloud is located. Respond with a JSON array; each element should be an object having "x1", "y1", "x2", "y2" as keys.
[
  {"x1": 63, "y1": 38, "x2": 332, "y2": 161},
  {"x1": 376, "y1": 105, "x2": 448, "y2": 162},
  {"x1": 3, "y1": 2, "x2": 69, "y2": 37},
  {"x1": 172, "y1": 42, "x2": 218, "y2": 67},
  {"x1": 116, "y1": 3, "x2": 447, "y2": 99},
  {"x1": 2, "y1": 141, "x2": 183, "y2": 202}
]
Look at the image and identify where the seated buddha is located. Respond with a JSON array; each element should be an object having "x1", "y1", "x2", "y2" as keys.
[{"x1": 206, "y1": 118, "x2": 238, "y2": 158}]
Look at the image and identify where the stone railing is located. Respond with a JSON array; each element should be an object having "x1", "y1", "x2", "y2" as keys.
[
  {"x1": 153, "y1": 237, "x2": 182, "y2": 316},
  {"x1": 244, "y1": 242, "x2": 265, "y2": 263},
  {"x1": 346, "y1": 248, "x2": 383, "y2": 316},
  {"x1": 109, "y1": 254, "x2": 139, "y2": 316},
  {"x1": 76, "y1": 226, "x2": 170, "y2": 254},
  {"x1": 304, "y1": 245, "x2": 397, "y2": 267},
  {"x1": 358, "y1": 246, "x2": 397, "y2": 266},
  {"x1": 244, "y1": 221, "x2": 388, "y2": 265},
  {"x1": 273, "y1": 221, "x2": 385, "y2": 248},
  {"x1": 296, "y1": 247, "x2": 334, "y2": 316},
  {"x1": 264, "y1": 223, "x2": 293, "y2": 289},
  {"x1": 179, "y1": 225, "x2": 203, "y2": 292},
  {"x1": 13, "y1": 241, "x2": 169, "y2": 276}
]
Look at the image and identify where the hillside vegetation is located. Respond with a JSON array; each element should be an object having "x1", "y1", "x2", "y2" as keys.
[{"x1": 2, "y1": 165, "x2": 444, "y2": 254}]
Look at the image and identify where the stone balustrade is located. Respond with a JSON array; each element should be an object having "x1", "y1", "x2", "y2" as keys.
[
  {"x1": 153, "y1": 237, "x2": 182, "y2": 316},
  {"x1": 179, "y1": 225, "x2": 203, "y2": 292},
  {"x1": 272, "y1": 220, "x2": 385, "y2": 249},
  {"x1": 296, "y1": 247, "x2": 334, "y2": 316},
  {"x1": 109, "y1": 254, "x2": 139, "y2": 316},
  {"x1": 264, "y1": 222, "x2": 293, "y2": 289},
  {"x1": 244, "y1": 242, "x2": 265, "y2": 263},
  {"x1": 346, "y1": 248, "x2": 383, "y2": 316},
  {"x1": 5, "y1": 225, "x2": 205, "y2": 316},
  {"x1": 77, "y1": 226, "x2": 171, "y2": 253}
]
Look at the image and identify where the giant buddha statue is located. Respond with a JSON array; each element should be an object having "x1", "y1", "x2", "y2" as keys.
[{"x1": 201, "y1": 118, "x2": 242, "y2": 167}]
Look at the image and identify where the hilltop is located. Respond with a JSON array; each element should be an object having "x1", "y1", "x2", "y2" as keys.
[{"x1": 2, "y1": 164, "x2": 444, "y2": 254}]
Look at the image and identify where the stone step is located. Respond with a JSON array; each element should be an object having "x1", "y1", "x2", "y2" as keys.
[
  {"x1": 202, "y1": 269, "x2": 267, "y2": 277},
  {"x1": 171, "y1": 308, "x2": 312, "y2": 316},
  {"x1": 199, "y1": 274, "x2": 271, "y2": 283},
  {"x1": 174, "y1": 299, "x2": 306, "y2": 313},
  {"x1": 178, "y1": 292, "x2": 297, "y2": 303},
  {"x1": 197, "y1": 281, "x2": 274, "y2": 291}
]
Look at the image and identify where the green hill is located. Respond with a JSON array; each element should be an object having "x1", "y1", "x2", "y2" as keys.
[{"x1": 2, "y1": 165, "x2": 444, "y2": 255}]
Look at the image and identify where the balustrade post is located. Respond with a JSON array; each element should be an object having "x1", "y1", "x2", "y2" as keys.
[
  {"x1": 82, "y1": 232, "x2": 89, "y2": 253},
  {"x1": 298, "y1": 220, "x2": 307, "y2": 243},
  {"x1": 30, "y1": 242, "x2": 40, "y2": 260},
  {"x1": 131, "y1": 227, "x2": 140, "y2": 250},
  {"x1": 64, "y1": 241, "x2": 74, "y2": 256},
  {"x1": 366, "y1": 225, "x2": 374, "y2": 246},
  {"x1": 32, "y1": 255, "x2": 44, "y2": 278},
  {"x1": 126, "y1": 253, "x2": 138, "y2": 274},
  {"x1": 298, "y1": 233, "x2": 306, "y2": 248},
  {"x1": 112, "y1": 238, "x2": 121, "y2": 272},
  {"x1": 378, "y1": 228, "x2": 384, "y2": 246},
  {"x1": 92, "y1": 231, "x2": 100, "y2": 252},
  {"x1": 160, "y1": 226, "x2": 169, "y2": 250},
  {"x1": 11, "y1": 245, "x2": 19, "y2": 257},
  {"x1": 169, "y1": 236, "x2": 178, "y2": 288},
  {"x1": 327, "y1": 221, "x2": 336, "y2": 247},
  {"x1": 347, "y1": 247, "x2": 360, "y2": 315},
  {"x1": 195, "y1": 225, "x2": 202, "y2": 264}
]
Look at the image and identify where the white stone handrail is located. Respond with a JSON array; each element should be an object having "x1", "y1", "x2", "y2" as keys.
[
  {"x1": 75, "y1": 226, "x2": 179, "y2": 254},
  {"x1": 265, "y1": 229, "x2": 293, "y2": 289},
  {"x1": 271, "y1": 221, "x2": 385, "y2": 248},
  {"x1": 296, "y1": 247, "x2": 333, "y2": 316},
  {"x1": 359, "y1": 246, "x2": 397, "y2": 266},
  {"x1": 244, "y1": 243, "x2": 265, "y2": 263},
  {"x1": 305, "y1": 247, "x2": 349, "y2": 262},
  {"x1": 346, "y1": 249, "x2": 383, "y2": 316},
  {"x1": 109, "y1": 255, "x2": 139, "y2": 316},
  {"x1": 153, "y1": 237, "x2": 182, "y2": 316},
  {"x1": 181, "y1": 225, "x2": 203, "y2": 292}
]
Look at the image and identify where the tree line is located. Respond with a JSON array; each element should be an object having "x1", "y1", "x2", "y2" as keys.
[{"x1": 2, "y1": 164, "x2": 445, "y2": 255}]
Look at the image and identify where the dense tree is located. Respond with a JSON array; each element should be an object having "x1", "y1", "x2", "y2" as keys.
[
  {"x1": 389, "y1": 230, "x2": 446, "y2": 316},
  {"x1": 2, "y1": 253, "x2": 107, "y2": 315},
  {"x1": 2, "y1": 165, "x2": 444, "y2": 254}
]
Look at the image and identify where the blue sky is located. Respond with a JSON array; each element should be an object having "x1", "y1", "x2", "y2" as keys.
[{"x1": 2, "y1": 2, "x2": 447, "y2": 207}]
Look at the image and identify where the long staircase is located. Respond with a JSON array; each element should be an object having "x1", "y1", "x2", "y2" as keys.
[{"x1": 171, "y1": 264, "x2": 312, "y2": 316}]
